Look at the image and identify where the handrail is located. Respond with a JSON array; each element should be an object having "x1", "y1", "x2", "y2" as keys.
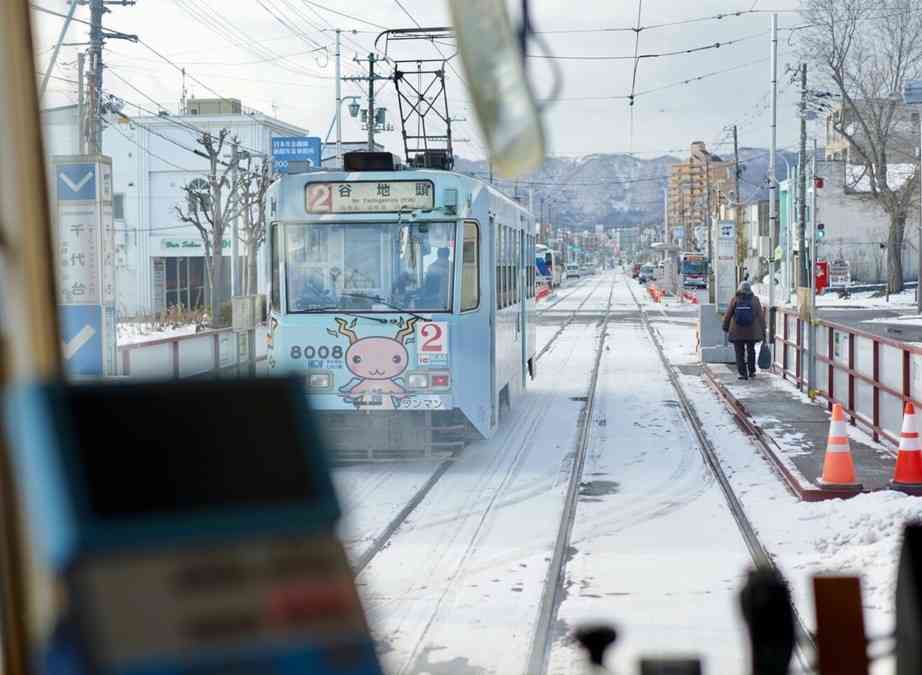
[{"x1": 772, "y1": 306, "x2": 919, "y2": 447}]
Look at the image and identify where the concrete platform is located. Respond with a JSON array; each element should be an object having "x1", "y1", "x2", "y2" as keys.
[{"x1": 703, "y1": 362, "x2": 897, "y2": 500}]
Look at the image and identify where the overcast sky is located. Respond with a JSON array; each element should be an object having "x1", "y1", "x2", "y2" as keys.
[{"x1": 33, "y1": 0, "x2": 816, "y2": 162}]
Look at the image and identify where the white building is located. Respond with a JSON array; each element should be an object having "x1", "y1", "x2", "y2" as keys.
[
  {"x1": 42, "y1": 99, "x2": 310, "y2": 317},
  {"x1": 779, "y1": 159, "x2": 920, "y2": 286}
]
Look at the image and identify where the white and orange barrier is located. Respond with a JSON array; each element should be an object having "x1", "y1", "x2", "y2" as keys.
[{"x1": 817, "y1": 403, "x2": 862, "y2": 492}]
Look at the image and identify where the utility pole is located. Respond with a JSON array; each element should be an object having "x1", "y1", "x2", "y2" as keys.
[
  {"x1": 335, "y1": 29, "x2": 343, "y2": 165},
  {"x1": 89, "y1": 0, "x2": 104, "y2": 153},
  {"x1": 706, "y1": 155, "x2": 715, "y2": 303},
  {"x1": 798, "y1": 63, "x2": 808, "y2": 291},
  {"x1": 39, "y1": 0, "x2": 80, "y2": 99},
  {"x1": 367, "y1": 52, "x2": 376, "y2": 151},
  {"x1": 733, "y1": 124, "x2": 741, "y2": 273},
  {"x1": 77, "y1": 51, "x2": 86, "y2": 154},
  {"x1": 768, "y1": 13, "x2": 778, "y2": 313},
  {"x1": 86, "y1": 0, "x2": 138, "y2": 153},
  {"x1": 808, "y1": 137, "x2": 818, "y2": 394}
]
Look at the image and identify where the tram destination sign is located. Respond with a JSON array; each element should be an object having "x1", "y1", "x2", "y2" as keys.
[{"x1": 306, "y1": 180, "x2": 435, "y2": 213}]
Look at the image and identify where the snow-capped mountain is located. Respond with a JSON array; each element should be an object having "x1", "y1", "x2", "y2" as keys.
[{"x1": 453, "y1": 148, "x2": 796, "y2": 230}]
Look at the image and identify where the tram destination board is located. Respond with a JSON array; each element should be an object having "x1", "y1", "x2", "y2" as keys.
[{"x1": 306, "y1": 180, "x2": 435, "y2": 214}]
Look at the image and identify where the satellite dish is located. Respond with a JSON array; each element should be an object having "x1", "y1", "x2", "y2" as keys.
[{"x1": 447, "y1": 0, "x2": 545, "y2": 179}]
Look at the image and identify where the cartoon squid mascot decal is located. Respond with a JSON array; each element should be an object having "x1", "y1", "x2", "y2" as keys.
[{"x1": 327, "y1": 317, "x2": 419, "y2": 409}]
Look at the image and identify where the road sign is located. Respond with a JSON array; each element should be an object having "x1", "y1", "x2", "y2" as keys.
[
  {"x1": 52, "y1": 155, "x2": 117, "y2": 377},
  {"x1": 60, "y1": 305, "x2": 103, "y2": 375},
  {"x1": 272, "y1": 136, "x2": 321, "y2": 173},
  {"x1": 57, "y1": 163, "x2": 96, "y2": 200}
]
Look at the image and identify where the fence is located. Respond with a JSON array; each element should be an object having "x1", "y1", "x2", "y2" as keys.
[
  {"x1": 772, "y1": 307, "x2": 922, "y2": 447},
  {"x1": 118, "y1": 325, "x2": 268, "y2": 379}
]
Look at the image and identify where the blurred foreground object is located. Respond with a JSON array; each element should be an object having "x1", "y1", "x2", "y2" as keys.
[
  {"x1": 738, "y1": 568, "x2": 795, "y2": 675},
  {"x1": 5, "y1": 377, "x2": 383, "y2": 675},
  {"x1": 447, "y1": 0, "x2": 545, "y2": 178}
]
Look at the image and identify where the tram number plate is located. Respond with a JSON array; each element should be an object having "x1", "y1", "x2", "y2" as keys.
[{"x1": 400, "y1": 395, "x2": 445, "y2": 410}]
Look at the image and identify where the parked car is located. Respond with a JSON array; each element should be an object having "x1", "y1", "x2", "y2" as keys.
[
  {"x1": 566, "y1": 263, "x2": 581, "y2": 279},
  {"x1": 638, "y1": 264, "x2": 655, "y2": 283}
]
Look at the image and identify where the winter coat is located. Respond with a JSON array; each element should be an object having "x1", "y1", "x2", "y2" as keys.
[{"x1": 722, "y1": 292, "x2": 766, "y2": 342}]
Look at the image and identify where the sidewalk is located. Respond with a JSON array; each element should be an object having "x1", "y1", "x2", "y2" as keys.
[{"x1": 704, "y1": 363, "x2": 896, "y2": 501}]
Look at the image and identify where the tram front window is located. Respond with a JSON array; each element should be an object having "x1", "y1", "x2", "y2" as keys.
[{"x1": 286, "y1": 222, "x2": 456, "y2": 313}]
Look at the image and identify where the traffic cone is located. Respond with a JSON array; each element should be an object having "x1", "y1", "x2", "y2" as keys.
[
  {"x1": 890, "y1": 402, "x2": 922, "y2": 495},
  {"x1": 817, "y1": 403, "x2": 862, "y2": 492}
]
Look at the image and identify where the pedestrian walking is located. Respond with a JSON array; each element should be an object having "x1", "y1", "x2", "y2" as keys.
[{"x1": 722, "y1": 280, "x2": 766, "y2": 380}]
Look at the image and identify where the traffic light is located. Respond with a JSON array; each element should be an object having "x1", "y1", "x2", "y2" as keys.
[{"x1": 817, "y1": 222, "x2": 825, "y2": 239}]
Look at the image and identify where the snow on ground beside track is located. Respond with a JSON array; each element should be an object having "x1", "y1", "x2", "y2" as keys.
[
  {"x1": 333, "y1": 465, "x2": 444, "y2": 556},
  {"x1": 549, "y1": 319, "x2": 751, "y2": 675},
  {"x1": 752, "y1": 283, "x2": 917, "y2": 308},
  {"x1": 653, "y1": 304, "x2": 922, "y2": 674}
]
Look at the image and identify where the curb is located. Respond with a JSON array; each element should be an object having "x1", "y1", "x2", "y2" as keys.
[{"x1": 701, "y1": 364, "x2": 865, "y2": 502}]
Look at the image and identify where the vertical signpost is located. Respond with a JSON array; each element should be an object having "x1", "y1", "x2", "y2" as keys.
[
  {"x1": 715, "y1": 220, "x2": 738, "y2": 311},
  {"x1": 53, "y1": 155, "x2": 117, "y2": 377}
]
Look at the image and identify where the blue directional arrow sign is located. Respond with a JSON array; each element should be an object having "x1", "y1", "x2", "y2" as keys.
[
  {"x1": 57, "y1": 163, "x2": 96, "y2": 201},
  {"x1": 60, "y1": 305, "x2": 102, "y2": 376}
]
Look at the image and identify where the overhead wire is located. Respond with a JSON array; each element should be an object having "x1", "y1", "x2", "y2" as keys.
[{"x1": 526, "y1": 31, "x2": 766, "y2": 61}]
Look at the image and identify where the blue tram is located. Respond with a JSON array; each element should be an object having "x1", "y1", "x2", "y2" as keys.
[{"x1": 265, "y1": 153, "x2": 538, "y2": 459}]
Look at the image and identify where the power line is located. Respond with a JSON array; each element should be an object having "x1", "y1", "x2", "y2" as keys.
[
  {"x1": 526, "y1": 31, "x2": 765, "y2": 61},
  {"x1": 554, "y1": 57, "x2": 770, "y2": 102},
  {"x1": 298, "y1": 1, "x2": 389, "y2": 31},
  {"x1": 534, "y1": 8, "x2": 799, "y2": 34}
]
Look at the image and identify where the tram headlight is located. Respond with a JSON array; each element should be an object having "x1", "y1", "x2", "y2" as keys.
[
  {"x1": 307, "y1": 372, "x2": 332, "y2": 389},
  {"x1": 431, "y1": 373, "x2": 450, "y2": 389},
  {"x1": 407, "y1": 373, "x2": 429, "y2": 390}
]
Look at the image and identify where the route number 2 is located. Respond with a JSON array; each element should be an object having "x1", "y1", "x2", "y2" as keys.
[{"x1": 420, "y1": 323, "x2": 444, "y2": 352}]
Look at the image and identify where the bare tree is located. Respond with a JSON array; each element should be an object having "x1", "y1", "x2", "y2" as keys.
[
  {"x1": 174, "y1": 128, "x2": 242, "y2": 316},
  {"x1": 238, "y1": 156, "x2": 272, "y2": 295},
  {"x1": 800, "y1": 0, "x2": 922, "y2": 291}
]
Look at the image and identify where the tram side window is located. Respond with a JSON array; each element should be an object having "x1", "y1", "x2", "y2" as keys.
[
  {"x1": 513, "y1": 232, "x2": 519, "y2": 303},
  {"x1": 496, "y1": 226, "x2": 502, "y2": 309},
  {"x1": 505, "y1": 226, "x2": 512, "y2": 307},
  {"x1": 461, "y1": 222, "x2": 480, "y2": 311},
  {"x1": 270, "y1": 223, "x2": 280, "y2": 311}
]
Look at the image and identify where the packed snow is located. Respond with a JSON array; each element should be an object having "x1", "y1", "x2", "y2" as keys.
[{"x1": 117, "y1": 321, "x2": 199, "y2": 345}]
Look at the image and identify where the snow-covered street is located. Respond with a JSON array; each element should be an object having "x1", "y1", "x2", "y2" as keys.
[{"x1": 327, "y1": 271, "x2": 921, "y2": 675}]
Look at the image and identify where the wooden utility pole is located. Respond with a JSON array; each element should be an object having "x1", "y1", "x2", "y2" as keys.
[{"x1": 733, "y1": 125, "x2": 742, "y2": 269}]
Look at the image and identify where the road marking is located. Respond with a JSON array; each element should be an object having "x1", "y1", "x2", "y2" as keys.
[
  {"x1": 63, "y1": 324, "x2": 96, "y2": 360},
  {"x1": 60, "y1": 171, "x2": 93, "y2": 193}
]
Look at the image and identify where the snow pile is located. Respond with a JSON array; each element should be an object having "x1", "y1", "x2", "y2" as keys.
[
  {"x1": 805, "y1": 492, "x2": 919, "y2": 617},
  {"x1": 118, "y1": 322, "x2": 199, "y2": 346}
]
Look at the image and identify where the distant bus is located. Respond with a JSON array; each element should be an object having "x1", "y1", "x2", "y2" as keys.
[
  {"x1": 535, "y1": 244, "x2": 561, "y2": 288},
  {"x1": 680, "y1": 253, "x2": 708, "y2": 289}
]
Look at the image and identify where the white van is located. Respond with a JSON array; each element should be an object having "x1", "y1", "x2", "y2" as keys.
[{"x1": 566, "y1": 264, "x2": 581, "y2": 279}]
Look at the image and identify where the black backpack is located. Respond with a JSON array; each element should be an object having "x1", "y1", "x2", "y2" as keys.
[{"x1": 735, "y1": 297, "x2": 754, "y2": 327}]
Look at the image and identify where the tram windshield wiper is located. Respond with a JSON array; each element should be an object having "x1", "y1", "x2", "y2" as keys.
[
  {"x1": 340, "y1": 293, "x2": 427, "y2": 321},
  {"x1": 299, "y1": 307, "x2": 388, "y2": 324}
]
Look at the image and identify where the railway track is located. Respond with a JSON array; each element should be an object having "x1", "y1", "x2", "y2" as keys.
[
  {"x1": 526, "y1": 281, "x2": 615, "y2": 675},
  {"x1": 623, "y1": 278, "x2": 816, "y2": 670},
  {"x1": 351, "y1": 273, "x2": 617, "y2": 577}
]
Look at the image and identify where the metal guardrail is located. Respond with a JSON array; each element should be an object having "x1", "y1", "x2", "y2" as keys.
[
  {"x1": 118, "y1": 325, "x2": 267, "y2": 379},
  {"x1": 772, "y1": 306, "x2": 921, "y2": 447}
]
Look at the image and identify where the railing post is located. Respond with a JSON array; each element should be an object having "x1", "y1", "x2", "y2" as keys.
[
  {"x1": 828, "y1": 327, "x2": 834, "y2": 411},
  {"x1": 172, "y1": 339, "x2": 180, "y2": 380},
  {"x1": 796, "y1": 317, "x2": 803, "y2": 390},
  {"x1": 872, "y1": 340, "x2": 880, "y2": 442},
  {"x1": 213, "y1": 332, "x2": 220, "y2": 376},
  {"x1": 903, "y1": 348, "x2": 911, "y2": 404},
  {"x1": 848, "y1": 332, "x2": 856, "y2": 425},
  {"x1": 121, "y1": 348, "x2": 130, "y2": 377},
  {"x1": 783, "y1": 311, "x2": 789, "y2": 377}
]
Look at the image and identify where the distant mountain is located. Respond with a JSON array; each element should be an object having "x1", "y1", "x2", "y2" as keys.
[{"x1": 453, "y1": 148, "x2": 798, "y2": 230}]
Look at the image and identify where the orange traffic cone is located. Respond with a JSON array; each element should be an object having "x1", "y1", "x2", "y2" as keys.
[
  {"x1": 817, "y1": 403, "x2": 862, "y2": 492},
  {"x1": 890, "y1": 402, "x2": 922, "y2": 495}
]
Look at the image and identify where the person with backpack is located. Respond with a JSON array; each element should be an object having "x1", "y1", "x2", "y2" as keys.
[{"x1": 722, "y1": 280, "x2": 766, "y2": 380}]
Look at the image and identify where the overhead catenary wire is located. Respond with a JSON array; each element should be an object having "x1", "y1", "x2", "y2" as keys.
[{"x1": 526, "y1": 30, "x2": 766, "y2": 61}]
